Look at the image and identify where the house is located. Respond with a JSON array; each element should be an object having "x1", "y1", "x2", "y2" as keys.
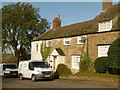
[{"x1": 31, "y1": 1, "x2": 120, "y2": 73}]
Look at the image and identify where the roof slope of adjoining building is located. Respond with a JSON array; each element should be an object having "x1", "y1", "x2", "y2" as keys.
[{"x1": 33, "y1": 4, "x2": 120, "y2": 41}]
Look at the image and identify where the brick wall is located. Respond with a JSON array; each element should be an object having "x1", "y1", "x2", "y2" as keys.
[
  {"x1": 51, "y1": 36, "x2": 85, "y2": 69},
  {"x1": 41, "y1": 31, "x2": 119, "y2": 73},
  {"x1": 88, "y1": 31, "x2": 119, "y2": 61}
]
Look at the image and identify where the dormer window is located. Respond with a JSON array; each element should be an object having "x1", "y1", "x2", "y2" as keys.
[
  {"x1": 64, "y1": 38, "x2": 71, "y2": 46},
  {"x1": 98, "y1": 20, "x2": 112, "y2": 32}
]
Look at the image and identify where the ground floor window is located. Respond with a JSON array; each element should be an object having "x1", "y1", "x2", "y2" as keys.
[
  {"x1": 98, "y1": 45, "x2": 110, "y2": 57},
  {"x1": 71, "y1": 55, "x2": 80, "y2": 70}
]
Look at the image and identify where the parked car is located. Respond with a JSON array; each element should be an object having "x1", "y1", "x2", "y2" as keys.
[
  {"x1": 18, "y1": 60, "x2": 54, "y2": 82},
  {"x1": 0, "y1": 63, "x2": 18, "y2": 77}
]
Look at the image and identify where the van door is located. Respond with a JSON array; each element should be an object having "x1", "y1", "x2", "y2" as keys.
[
  {"x1": 24, "y1": 62, "x2": 32, "y2": 78},
  {"x1": 0, "y1": 64, "x2": 3, "y2": 76},
  {"x1": 22, "y1": 62, "x2": 29, "y2": 78}
]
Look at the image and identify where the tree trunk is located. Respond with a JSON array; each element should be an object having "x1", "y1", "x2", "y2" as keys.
[{"x1": 14, "y1": 48, "x2": 20, "y2": 67}]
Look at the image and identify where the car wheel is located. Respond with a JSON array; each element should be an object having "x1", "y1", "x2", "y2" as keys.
[
  {"x1": 19, "y1": 74, "x2": 23, "y2": 80},
  {"x1": 31, "y1": 75, "x2": 36, "y2": 82}
]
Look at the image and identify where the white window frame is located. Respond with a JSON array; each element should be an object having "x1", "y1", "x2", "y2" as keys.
[
  {"x1": 46, "y1": 40, "x2": 51, "y2": 47},
  {"x1": 77, "y1": 35, "x2": 86, "y2": 44},
  {"x1": 98, "y1": 20, "x2": 112, "y2": 32},
  {"x1": 98, "y1": 45, "x2": 110, "y2": 57},
  {"x1": 71, "y1": 55, "x2": 80, "y2": 70},
  {"x1": 64, "y1": 38, "x2": 71, "y2": 46}
]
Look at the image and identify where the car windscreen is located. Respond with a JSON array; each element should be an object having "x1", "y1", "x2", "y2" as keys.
[
  {"x1": 3, "y1": 64, "x2": 16, "y2": 70},
  {"x1": 29, "y1": 62, "x2": 49, "y2": 68}
]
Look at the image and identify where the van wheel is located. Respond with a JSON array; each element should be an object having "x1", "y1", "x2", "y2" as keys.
[
  {"x1": 19, "y1": 74, "x2": 23, "y2": 80},
  {"x1": 31, "y1": 75, "x2": 36, "y2": 82}
]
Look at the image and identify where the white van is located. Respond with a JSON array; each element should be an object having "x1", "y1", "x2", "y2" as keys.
[
  {"x1": 18, "y1": 60, "x2": 54, "y2": 82},
  {"x1": 0, "y1": 63, "x2": 18, "y2": 77}
]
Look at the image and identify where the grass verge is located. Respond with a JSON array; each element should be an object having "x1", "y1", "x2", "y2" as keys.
[
  {"x1": 59, "y1": 72, "x2": 120, "y2": 79},
  {"x1": 75, "y1": 72, "x2": 120, "y2": 78}
]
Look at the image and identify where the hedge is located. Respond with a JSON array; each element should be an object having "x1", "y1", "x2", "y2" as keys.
[
  {"x1": 56, "y1": 64, "x2": 72, "y2": 76},
  {"x1": 108, "y1": 38, "x2": 120, "y2": 69},
  {"x1": 94, "y1": 57, "x2": 108, "y2": 73}
]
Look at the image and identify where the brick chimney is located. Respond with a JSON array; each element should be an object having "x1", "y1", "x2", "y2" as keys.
[
  {"x1": 53, "y1": 15, "x2": 61, "y2": 29},
  {"x1": 102, "y1": 0, "x2": 112, "y2": 12}
]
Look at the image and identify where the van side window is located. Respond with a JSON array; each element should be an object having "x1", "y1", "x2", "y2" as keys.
[{"x1": 29, "y1": 62, "x2": 34, "y2": 70}]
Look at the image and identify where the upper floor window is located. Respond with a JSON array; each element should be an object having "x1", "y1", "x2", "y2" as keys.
[
  {"x1": 98, "y1": 20, "x2": 112, "y2": 32},
  {"x1": 64, "y1": 38, "x2": 71, "y2": 46},
  {"x1": 46, "y1": 40, "x2": 51, "y2": 47},
  {"x1": 77, "y1": 35, "x2": 86, "y2": 44}
]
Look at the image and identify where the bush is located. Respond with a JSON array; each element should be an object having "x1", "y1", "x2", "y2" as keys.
[
  {"x1": 56, "y1": 64, "x2": 72, "y2": 76},
  {"x1": 80, "y1": 52, "x2": 93, "y2": 72},
  {"x1": 108, "y1": 68, "x2": 120, "y2": 75},
  {"x1": 94, "y1": 57, "x2": 108, "y2": 73},
  {"x1": 108, "y1": 38, "x2": 120, "y2": 69},
  {"x1": 2, "y1": 55, "x2": 17, "y2": 63},
  {"x1": 54, "y1": 71, "x2": 59, "y2": 79}
]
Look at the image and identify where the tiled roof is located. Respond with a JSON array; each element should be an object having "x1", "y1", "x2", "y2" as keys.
[
  {"x1": 33, "y1": 4, "x2": 120, "y2": 41},
  {"x1": 55, "y1": 48, "x2": 65, "y2": 56}
]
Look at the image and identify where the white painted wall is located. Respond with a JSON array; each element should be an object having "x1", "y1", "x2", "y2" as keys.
[
  {"x1": 46, "y1": 55, "x2": 65, "y2": 71},
  {"x1": 55, "y1": 56, "x2": 65, "y2": 68},
  {"x1": 31, "y1": 41, "x2": 43, "y2": 60}
]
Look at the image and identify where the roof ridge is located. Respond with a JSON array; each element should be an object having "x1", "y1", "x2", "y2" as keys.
[{"x1": 33, "y1": 3, "x2": 120, "y2": 41}]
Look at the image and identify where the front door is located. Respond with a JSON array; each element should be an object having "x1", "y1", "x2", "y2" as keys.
[{"x1": 72, "y1": 56, "x2": 80, "y2": 70}]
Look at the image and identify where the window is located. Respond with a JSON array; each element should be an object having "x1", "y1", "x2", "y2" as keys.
[
  {"x1": 35, "y1": 43, "x2": 38, "y2": 52},
  {"x1": 46, "y1": 40, "x2": 51, "y2": 47},
  {"x1": 98, "y1": 20, "x2": 112, "y2": 32},
  {"x1": 98, "y1": 45, "x2": 110, "y2": 57},
  {"x1": 71, "y1": 56, "x2": 80, "y2": 70},
  {"x1": 77, "y1": 35, "x2": 86, "y2": 44},
  {"x1": 64, "y1": 38, "x2": 71, "y2": 45},
  {"x1": 29, "y1": 62, "x2": 49, "y2": 68}
]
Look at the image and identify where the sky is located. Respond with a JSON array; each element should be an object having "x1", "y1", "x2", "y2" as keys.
[{"x1": 1, "y1": 1, "x2": 119, "y2": 29}]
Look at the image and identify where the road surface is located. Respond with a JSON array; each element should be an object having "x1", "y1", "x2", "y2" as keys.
[{"x1": 1, "y1": 77, "x2": 118, "y2": 88}]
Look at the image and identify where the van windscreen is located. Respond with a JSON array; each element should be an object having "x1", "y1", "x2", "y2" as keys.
[
  {"x1": 29, "y1": 62, "x2": 49, "y2": 68},
  {"x1": 3, "y1": 64, "x2": 16, "y2": 70}
]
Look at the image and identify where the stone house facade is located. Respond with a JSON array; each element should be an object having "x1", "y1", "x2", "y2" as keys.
[{"x1": 31, "y1": 1, "x2": 120, "y2": 73}]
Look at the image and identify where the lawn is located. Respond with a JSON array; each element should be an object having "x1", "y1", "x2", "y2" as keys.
[{"x1": 59, "y1": 71, "x2": 120, "y2": 79}]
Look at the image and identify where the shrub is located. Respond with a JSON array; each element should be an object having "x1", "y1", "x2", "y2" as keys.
[
  {"x1": 94, "y1": 57, "x2": 108, "y2": 73},
  {"x1": 107, "y1": 38, "x2": 120, "y2": 75},
  {"x1": 2, "y1": 55, "x2": 17, "y2": 63},
  {"x1": 54, "y1": 71, "x2": 59, "y2": 79},
  {"x1": 80, "y1": 51, "x2": 93, "y2": 72},
  {"x1": 108, "y1": 38, "x2": 120, "y2": 69},
  {"x1": 41, "y1": 42, "x2": 51, "y2": 60},
  {"x1": 108, "y1": 68, "x2": 120, "y2": 75},
  {"x1": 56, "y1": 64, "x2": 72, "y2": 76}
]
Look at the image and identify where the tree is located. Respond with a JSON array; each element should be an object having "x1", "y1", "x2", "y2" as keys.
[
  {"x1": 2, "y1": 2, "x2": 50, "y2": 64},
  {"x1": 108, "y1": 38, "x2": 120, "y2": 69}
]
